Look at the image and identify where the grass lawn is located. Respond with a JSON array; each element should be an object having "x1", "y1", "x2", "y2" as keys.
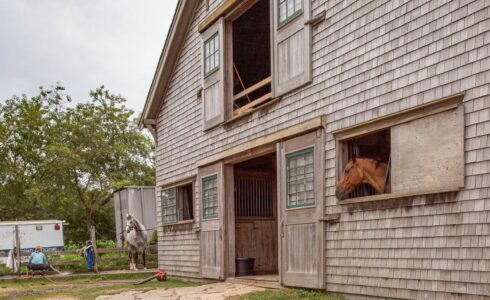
[
  {"x1": 229, "y1": 288, "x2": 345, "y2": 300},
  {"x1": 0, "y1": 273, "x2": 206, "y2": 300}
]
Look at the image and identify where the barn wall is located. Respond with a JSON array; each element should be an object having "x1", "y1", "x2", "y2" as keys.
[
  {"x1": 321, "y1": 0, "x2": 490, "y2": 297},
  {"x1": 154, "y1": 0, "x2": 490, "y2": 296}
]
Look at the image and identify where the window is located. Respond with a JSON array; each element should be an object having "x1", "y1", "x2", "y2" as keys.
[
  {"x1": 199, "y1": 0, "x2": 312, "y2": 129},
  {"x1": 334, "y1": 95, "x2": 465, "y2": 202},
  {"x1": 178, "y1": 183, "x2": 194, "y2": 221},
  {"x1": 202, "y1": 175, "x2": 218, "y2": 219},
  {"x1": 337, "y1": 130, "x2": 391, "y2": 200},
  {"x1": 204, "y1": 33, "x2": 220, "y2": 76},
  {"x1": 286, "y1": 147, "x2": 315, "y2": 208},
  {"x1": 161, "y1": 188, "x2": 177, "y2": 224},
  {"x1": 161, "y1": 183, "x2": 194, "y2": 224},
  {"x1": 278, "y1": 0, "x2": 302, "y2": 25}
]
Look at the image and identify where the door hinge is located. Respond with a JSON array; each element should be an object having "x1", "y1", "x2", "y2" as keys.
[{"x1": 280, "y1": 220, "x2": 284, "y2": 238}]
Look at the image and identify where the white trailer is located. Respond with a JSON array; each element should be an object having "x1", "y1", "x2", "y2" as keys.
[
  {"x1": 0, "y1": 220, "x2": 65, "y2": 264},
  {"x1": 113, "y1": 187, "x2": 157, "y2": 247}
]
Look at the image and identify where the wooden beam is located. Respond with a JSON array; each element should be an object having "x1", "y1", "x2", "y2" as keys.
[
  {"x1": 234, "y1": 93, "x2": 272, "y2": 115},
  {"x1": 142, "y1": 119, "x2": 157, "y2": 126},
  {"x1": 222, "y1": 97, "x2": 281, "y2": 125},
  {"x1": 198, "y1": 0, "x2": 242, "y2": 33},
  {"x1": 197, "y1": 117, "x2": 324, "y2": 167},
  {"x1": 304, "y1": 10, "x2": 326, "y2": 26},
  {"x1": 338, "y1": 188, "x2": 462, "y2": 205},
  {"x1": 332, "y1": 93, "x2": 465, "y2": 140},
  {"x1": 233, "y1": 64, "x2": 251, "y2": 103},
  {"x1": 233, "y1": 76, "x2": 272, "y2": 101}
]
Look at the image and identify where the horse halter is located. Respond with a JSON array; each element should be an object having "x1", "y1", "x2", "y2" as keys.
[{"x1": 126, "y1": 219, "x2": 136, "y2": 233}]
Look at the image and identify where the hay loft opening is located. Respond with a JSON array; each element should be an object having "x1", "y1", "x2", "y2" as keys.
[{"x1": 231, "y1": 0, "x2": 271, "y2": 116}]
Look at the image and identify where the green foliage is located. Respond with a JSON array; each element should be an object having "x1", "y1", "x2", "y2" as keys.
[
  {"x1": 65, "y1": 240, "x2": 84, "y2": 250},
  {"x1": 0, "y1": 85, "x2": 155, "y2": 242},
  {"x1": 149, "y1": 230, "x2": 158, "y2": 245},
  {"x1": 96, "y1": 240, "x2": 117, "y2": 249}
]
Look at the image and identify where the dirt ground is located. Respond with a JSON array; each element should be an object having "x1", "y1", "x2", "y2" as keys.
[{"x1": 95, "y1": 282, "x2": 265, "y2": 300}]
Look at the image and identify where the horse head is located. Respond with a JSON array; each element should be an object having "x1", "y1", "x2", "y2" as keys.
[
  {"x1": 125, "y1": 213, "x2": 138, "y2": 234},
  {"x1": 335, "y1": 157, "x2": 364, "y2": 200},
  {"x1": 335, "y1": 157, "x2": 388, "y2": 200}
]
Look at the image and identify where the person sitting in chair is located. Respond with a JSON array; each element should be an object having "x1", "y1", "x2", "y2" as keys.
[{"x1": 28, "y1": 245, "x2": 50, "y2": 273}]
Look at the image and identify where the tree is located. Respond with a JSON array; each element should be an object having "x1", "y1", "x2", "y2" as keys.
[
  {"x1": 0, "y1": 86, "x2": 155, "y2": 241},
  {"x1": 0, "y1": 86, "x2": 68, "y2": 220}
]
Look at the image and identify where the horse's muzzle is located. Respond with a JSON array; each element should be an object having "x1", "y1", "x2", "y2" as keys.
[{"x1": 335, "y1": 188, "x2": 348, "y2": 201}]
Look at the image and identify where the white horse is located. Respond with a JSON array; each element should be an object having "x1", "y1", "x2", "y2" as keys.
[{"x1": 125, "y1": 213, "x2": 148, "y2": 271}]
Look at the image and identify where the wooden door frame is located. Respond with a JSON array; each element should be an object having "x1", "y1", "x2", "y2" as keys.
[
  {"x1": 198, "y1": 162, "x2": 226, "y2": 279},
  {"x1": 276, "y1": 129, "x2": 325, "y2": 288},
  {"x1": 223, "y1": 146, "x2": 279, "y2": 278}
]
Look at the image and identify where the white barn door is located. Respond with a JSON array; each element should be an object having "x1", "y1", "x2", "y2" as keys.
[
  {"x1": 199, "y1": 162, "x2": 226, "y2": 279},
  {"x1": 277, "y1": 130, "x2": 324, "y2": 288}
]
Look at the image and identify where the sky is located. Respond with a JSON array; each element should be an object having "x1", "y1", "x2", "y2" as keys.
[{"x1": 0, "y1": 0, "x2": 179, "y2": 116}]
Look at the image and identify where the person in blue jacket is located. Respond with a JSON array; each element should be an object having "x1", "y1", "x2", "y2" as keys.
[
  {"x1": 81, "y1": 240, "x2": 95, "y2": 270},
  {"x1": 28, "y1": 245, "x2": 50, "y2": 273}
]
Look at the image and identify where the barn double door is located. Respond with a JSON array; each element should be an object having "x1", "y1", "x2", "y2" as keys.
[{"x1": 277, "y1": 130, "x2": 324, "y2": 288}]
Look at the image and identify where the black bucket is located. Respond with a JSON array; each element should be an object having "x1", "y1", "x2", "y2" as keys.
[{"x1": 235, "y1": 257, "x2": 255, "y2": 276}]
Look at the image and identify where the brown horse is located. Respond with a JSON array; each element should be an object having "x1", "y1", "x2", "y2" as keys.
[{"x1": 335, "y1": 157, "x2": 389, "y2": 200}]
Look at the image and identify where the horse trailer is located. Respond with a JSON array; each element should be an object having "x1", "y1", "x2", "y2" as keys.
[
  {"x1": 0, "y1": 220, "x2": 65, "y2": 265},
  {"x1": 113, "y1": 187, "x2": 157, "y2": 247}
]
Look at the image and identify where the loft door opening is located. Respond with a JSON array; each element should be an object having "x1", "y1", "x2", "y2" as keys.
[
  {"x1": 233, "y1": 152, "x2": 278, "y2": 276},
  {"x1": 231, "y1": 0, "x2": 271, "y2": 116}
]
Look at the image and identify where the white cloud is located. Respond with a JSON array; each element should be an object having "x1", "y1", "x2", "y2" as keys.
[{"x1": 0, "y1": 0, "x2": 178, "y2": 115}]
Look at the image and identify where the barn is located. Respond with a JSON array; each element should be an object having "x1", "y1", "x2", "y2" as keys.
[{"x1": 139, "y1": 0, "x2": 490, "y2": 298}]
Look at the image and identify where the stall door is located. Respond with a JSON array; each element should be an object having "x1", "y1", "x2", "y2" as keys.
[
  {"x1": 199, "y1": 162, "x2": 226, "y2": 279},
  {"x1": 277, "y1": 130, "x2": 324, "y2": 288}
]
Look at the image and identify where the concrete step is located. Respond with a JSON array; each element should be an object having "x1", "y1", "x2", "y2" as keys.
[{"x1": 226, "y1": 277, "x2": 282, "y2": 289}]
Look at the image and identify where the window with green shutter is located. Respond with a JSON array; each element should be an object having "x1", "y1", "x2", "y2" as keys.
[
  {"x1": 286, "y1": 147, "x2": 315, "y2": 208},
  {"x1": 278, "y1": 0, "x2": 302, "y2": 26},
  {"x1": 204, "y1": 33, "x2": 220, "y2": 77},
  {"x1": 161, "y1": 188, "x2": 178, "y2": 223},
  {"x1": 161, "y1": 183, "x2": 194, "y2": 225},
  {"x1": 202, "y1": 175, "x2": 218, "y2": 219}
]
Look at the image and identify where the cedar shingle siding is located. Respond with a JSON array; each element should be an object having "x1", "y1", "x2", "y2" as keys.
[{"x1": 153, "y1": 0, "x2": 490, "y2": 297}]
